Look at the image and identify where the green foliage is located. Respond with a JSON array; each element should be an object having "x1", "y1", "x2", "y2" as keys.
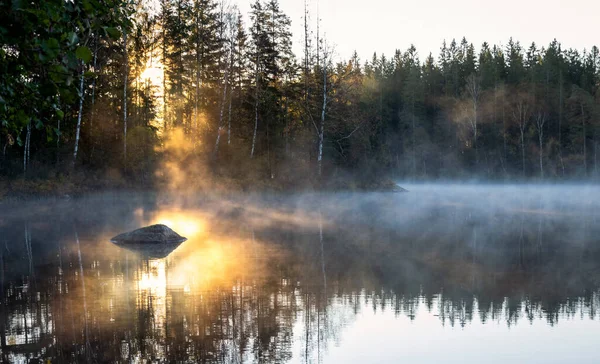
[
  {"x1": 75, "y1": 46, "x2": 93, "y2": 63},
  {"x1": 0, "y1": 0, "x2": 135, "y2": 164}
]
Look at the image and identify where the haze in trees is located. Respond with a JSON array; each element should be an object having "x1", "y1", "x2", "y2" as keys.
[{"x1": 0, "y1": 0, "x2": 599, "y2": 190}]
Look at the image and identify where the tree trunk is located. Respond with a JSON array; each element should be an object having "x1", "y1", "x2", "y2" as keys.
[
  {"x1": 227, "y1": 86, "x2": 232, "y2": 146},
  {"x1": 520, "y1": 127, "x2": 525, "y2": 178},
  {"x1": 582, "y1": 103, "x2": 587, "y2": 176},
  {"x1": 595, "y1": 141, "x2": 598, "y2": 179},
  {"x1": 284, "y1": 83, "x2": 289, "y2": 155},
  {"x1": 412, "y1": 96, "x2": 416, "y2": 178},
  {"x1": 56, "y1": 115, "x2": 60, "y2": 166},
  {"x1": 23, "y1": 121, "x2": 31, "y2": 173},
  {"x1": 251, "y1": 96, "x2": 258, "y2": 158},
  {"x1": 536, "y1": 113, "x2": 545, "y2": 180},
  {"x1": 90, "y1": 36, "x2": 98, "y2": 133},
  {"x1": 195, "y1": 12, "x2": 203, "y2": 135},
  {"x1": 214, "y1": 64, "x2": 229, "y2": 156},
  {"x1": 502, "y1": 90, "x2": 507, "y2": 172},
  {"x1": 227, "y1": 32, "x2": 234, "y2": 146},
  {"x1": 123, "y1": 31, "x2": 128, "y2": 163},
  {"x1": 304, "y1": 0, "x2": 309, "y2": 107},
  {"x1": 89, "y1": 39, "x2": 99, "y2": 162},
  {"x1": 251, "y1": 53, "x2": 259, "y2": 159},
  {"x1": 473, "y1": 102, "x2": 478, "y2": 168},
  {"x1": 318, "y1": 55, "x2": 326, "y2": 177},
  {"x1": 558, "y1": 70, "x2": 564, "y2": 176},
  {"x1": 539, "y1": 130, "x2": 543, "y2": 179},
  {"x1": 162, "y1": 16, "x2": 168, "y2": 131},
  {"x1": 72, "y1": 64, "x2": 85, "y2": 169}
]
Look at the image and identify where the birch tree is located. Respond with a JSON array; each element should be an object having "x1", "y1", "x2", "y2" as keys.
[
  {"x1": 72, "y1": 64, "x2": 85, "y2": 169},
  {"x1": 23, "y1": 121, "x2": 31, "y2": 173},
  {"x1": 534, "y1": 110, "x2": 546, "y2": 179},
  {"x1": 214, "y1": 11, "x2": 236, "y2": 156},
  {"x1": 317, "y1": 41, "x2": 328, "y2": 177},
  {"x1": 511, "y1": 91, "x2": 532, "y2": 178},
  {"x1": 249, "y1": 1, "x2": 264, "y2": 158},
  {"x1": 465, "y1": 73, "x2": 481, "y2": 167},
  {"x1": 123, "y1": 29, "x2": 129, "y2": 162}
]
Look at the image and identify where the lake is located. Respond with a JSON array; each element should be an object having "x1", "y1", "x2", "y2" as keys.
[{"x1": 0, "y1": 184, "x2": 599, "y2": 363}]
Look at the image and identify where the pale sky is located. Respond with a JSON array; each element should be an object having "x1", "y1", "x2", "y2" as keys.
[{"x1": 235, "y1": 0, "x2": 600, "y2": 63}]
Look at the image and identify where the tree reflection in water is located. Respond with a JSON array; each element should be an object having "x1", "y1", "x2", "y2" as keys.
[{"x1": 0, "y1": 189, "x2": 599, "y2": 362}]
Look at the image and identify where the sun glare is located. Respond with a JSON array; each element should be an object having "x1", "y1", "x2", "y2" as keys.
[
  {"x1": 152, "y1": 210, "x2": 204, "y2": 239},
  {"x1": 140, "y1": 65, "x2": 163, "y2": 87},
  {"x1": 138, "y1": 62, "x2": 166, "y2": 129}
]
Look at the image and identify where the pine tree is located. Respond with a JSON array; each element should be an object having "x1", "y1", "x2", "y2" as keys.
[{"x1": 189, "y1": 0, "x2": 222, "y2": 135}]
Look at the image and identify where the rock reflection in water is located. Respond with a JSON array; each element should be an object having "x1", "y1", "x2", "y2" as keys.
[
  {"x1": 0, "y1": 188, "x2": 599, "y2": 363},
  {"x1": 113, "y1": 241, "x2": 184, "y2": 259}
]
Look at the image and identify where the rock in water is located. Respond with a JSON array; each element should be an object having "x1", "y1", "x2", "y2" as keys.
[{"x1": 111, "y1": 224, "x2": 187, "y2": 244}]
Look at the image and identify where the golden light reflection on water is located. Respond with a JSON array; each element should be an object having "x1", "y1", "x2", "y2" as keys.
[
  {"x1": 128, "y1": 206, "x2": 269, "y2": 300},
  {"x1": 136, "y1": 259, "x2": 168, "y2": 340}
]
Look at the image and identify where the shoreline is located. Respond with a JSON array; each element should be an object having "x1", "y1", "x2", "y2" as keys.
[{"x1": 0, "y1": 175, "x2": 406, "y2": 202}]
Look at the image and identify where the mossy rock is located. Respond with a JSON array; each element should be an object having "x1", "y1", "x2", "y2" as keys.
[{"x1": 111, "y1": 224, "x2": 187, "y2": 244}]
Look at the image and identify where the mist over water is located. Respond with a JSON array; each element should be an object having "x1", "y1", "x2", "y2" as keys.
[{"x1": 0, "y1": 185, "x2": 599, "y2": 363}]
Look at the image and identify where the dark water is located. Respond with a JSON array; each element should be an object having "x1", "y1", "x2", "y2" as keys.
[{"x1": 1, "y1": 185, "x2": 599, "y2": 363}]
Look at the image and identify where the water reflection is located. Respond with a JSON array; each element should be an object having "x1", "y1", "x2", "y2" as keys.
[{"x1": 0, "y1": 187, "x2": 599, "y2": 362}]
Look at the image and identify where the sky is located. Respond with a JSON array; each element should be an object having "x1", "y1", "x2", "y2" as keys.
[{"x1": 235, "y1": 0, "x2": 600, "y2": 63}]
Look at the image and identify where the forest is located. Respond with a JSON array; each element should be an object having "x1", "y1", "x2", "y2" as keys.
[{"x1": 1, "y1": 0, "x2": 599, "y2": 193}]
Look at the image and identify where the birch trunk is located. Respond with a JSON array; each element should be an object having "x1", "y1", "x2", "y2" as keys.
[
  {"x1": 473, "y1": 102, "x2": 478, "y2": 166},
  {"x1": 535, "y1": 112, "x2": 546, "y2": 179},
  {"x1": 558, "y1": 70, "x2": 564, "y2": 176},
  {"x1": 90, "y1": 36, "x2": 98, "y2": 133},
  {"x1": 23, "y1": 121, "x2": 31, "y2": 173},
  {"x1": 56, "y1": 116, "x2": 60, "y2": 166},
  {"x1": 214, "y1": 67, "x2": 229, "y2": 155},
  {"x1": 227, "y1": 86, "x2": 232, "y2": 145},
  {"x1": 162, "y1": 18, "x2": 168, "y2": 131},
  {"x1": 123, "y1": 31, "x2": 128, "y2": 162},
  {"x1": 595, "y1": 141, "x2": 598, "y2": 179},
  {"x1": 195, "y1": 10, "x2": 203, "y2": 135},
  {"x1": 466, "y1": 74, "x2": 480, "y2": 169},
  {"x1": 318, "y1": 54, "x2": 326, "y2": 177},
  {"x1": 502, "y1": 88, "x2": 507, "y2": 171},
  {"x1": 251, "y1": 95, "x2": 258, "y2": 158},
  {"x1": 582, "y1": 103, "x2": 587, "y2": 176},
  {"x1": 72, "y1": 64, "x2": 85, "y2": 169},
  {"x1": 304, "y1": 0, "x2": 309, "y2": 106},
  {"x1": 411, "y1": 97, "x2": 416, "y2": 177},
  {"x1": 251, "y1": 56, "x2": 259, "y2": 159},
  {"x1": 520, "y1": 126, "x2": 525, "y2": 178},
  {"x1": 27, "y1": 128, "x2": 31, "y2": 172},
  {"x1": 512, "y1": 99, "x2": 529, "y2": 179},
  {"x1": 539, "y1": 131, "x2": 543, "y2": 179},
  {"x1": 284, "y1": 81, "x2": 289, "y2": 155}
]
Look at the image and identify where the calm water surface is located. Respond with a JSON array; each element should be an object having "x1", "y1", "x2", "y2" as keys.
[{"x1": 1, "y1": 185, "x2": 599, "y2": 363}]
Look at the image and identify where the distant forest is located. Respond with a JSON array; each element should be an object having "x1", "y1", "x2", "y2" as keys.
[{"x1": 1, "y1": 0, "x2": 599, "y2": 188}]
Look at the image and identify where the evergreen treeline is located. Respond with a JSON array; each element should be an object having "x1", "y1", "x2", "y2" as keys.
[{"x1": 1, "y1": 0, "x2": 599, "y2": 187}]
